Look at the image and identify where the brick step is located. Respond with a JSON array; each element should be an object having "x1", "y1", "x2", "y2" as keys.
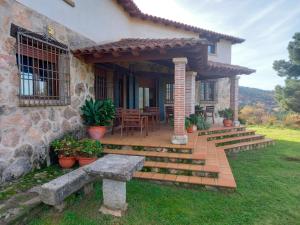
[
  {"x1": 102, "y1": 144, "x2": 192, "y2": 154},
  {"x1": 213, "y1": 134, "x2": 265, "y2": 146},
  {"x1": 142, "y1": 161, "x2": 219, "y2": 178},
  {"x1": 133, "y1": 172, "x2": 236, "y2": 189},
  {"x1": 218, "y1": 138, "x2": 274, "y2": 153},
  {"x1": 103, "y1": 149, "x2": 206, "y2": 165},
  {"x1": 207, "y1": 130, "x2": 256, "y2": 141},
  {"x1": 199, "y1": 125, "x2": 246, "y2": 135}
]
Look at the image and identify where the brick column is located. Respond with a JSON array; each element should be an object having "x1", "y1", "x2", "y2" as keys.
[
  {"x1": 172, "y1": 57, "x2": 188, "y2": 145},
  {"x1": 230, "y1": 76, "x2": 240, "y2": 126},
  {"x1": 185, "y1": 71, "x2": 197, "y2": 116}
]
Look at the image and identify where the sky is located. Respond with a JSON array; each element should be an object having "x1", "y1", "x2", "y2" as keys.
[{"x1": 134, "y1": 0, "x2": 300, "y2": 90}]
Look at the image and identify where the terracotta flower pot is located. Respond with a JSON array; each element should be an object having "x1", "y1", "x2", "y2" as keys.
[
  {"x1": 78, "y1": 156, "x2": 97, "y2": 166},
  {"x1": 87, "y1": 126, "x2": 107, "y2": 140},
  {"x1": 58, "y1": 155, "x2": 76, "y2": 169},
  {"x1": 223, "y1": 119, "x2": 233, "y2": 127},
  {"x1": 187, "y1": 126, "x2": 194, "y2": 133}
]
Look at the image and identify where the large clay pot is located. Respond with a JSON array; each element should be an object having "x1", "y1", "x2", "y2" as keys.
[
  {"x1": 58, "y1": 155, "x2": 76, "y2": 169},
  {"x1": 78, "y1": 157, "x2": 97, "y2": 166},
  {"x1": 187, "y1": 126, "x2": 194, "y2": 133},
  {"x1": 87, "y1": 126, "x2": 107, "y2": 140},
  {"x1": 223, "y1": 119, "x2": 233, "y2": 127}
]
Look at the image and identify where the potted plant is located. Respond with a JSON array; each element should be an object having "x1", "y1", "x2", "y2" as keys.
[
  {"x1": 77, "y1": 139, "x2": 103, "y2": 166},
  {"x1": 80, "y1": 98, "x2": 115, "y2": 140},
  {"x1": 196, "y1": 114, "x2": 210, "y2": 130},
  {"x1": 189, "y1": 114, "x2": 199, "y2": 132},
  {"x1": 51, "y1": 135, "x2": 77, "y2": 169},
  {"x1": 218, "y1": 108, "x2": 234, "y2": 127},
  {"x1": 185, "y1": 117, "x2": 194, "y2": 133}
]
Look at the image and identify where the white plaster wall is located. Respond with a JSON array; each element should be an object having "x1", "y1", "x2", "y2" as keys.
[
  {"x1": 16, "y1": 0, "x2": 198, "y2": 43},
  {"x1": 208, "y1": 39, "x2": 232, "y2": 64}
]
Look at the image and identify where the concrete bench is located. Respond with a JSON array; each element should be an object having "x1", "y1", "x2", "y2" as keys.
[{"x1": 39, "y1": 154, "x2": 144, "y2": 216}]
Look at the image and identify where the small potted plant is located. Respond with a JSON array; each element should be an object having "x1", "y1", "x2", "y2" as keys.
[
  {"x1": 218, "y1": 108, "x2": 234, "y2": 127},
  {"x1": 77, "y1": 139, "x2": 103, "y2": 166},
  {"x1": 80, "y1": 98, "x2": 115, "y2": 140},
  {"x1": 51, "y1": 135, "x2": 77, "y2": 169},
  {"x1": 189, "y1": 114, "x2": 199, "y2": 132},
  {"x1": 185, "y1": 117, "x2": 194, "y2": 133}
]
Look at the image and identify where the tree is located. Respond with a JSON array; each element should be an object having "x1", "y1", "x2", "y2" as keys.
[{"x1": 273, "y1": 32, "x2": 300, "y2": 113}]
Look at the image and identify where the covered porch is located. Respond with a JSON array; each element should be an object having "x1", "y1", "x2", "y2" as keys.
[{"x1": 74, "y1": 38, "x2": 254, "y2": 145}]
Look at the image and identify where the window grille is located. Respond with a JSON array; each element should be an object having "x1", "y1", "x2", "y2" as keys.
[
  {"x1": 16, "y1": 31, "x2": 70, "y2": 106},
  {"x1": 95, "y1": 69, "x2": 107, "y2": 100},
  {"x1": 200, "y1": 80, "x2": 216, "y2": 102},
  {"x1": 165, "y1": 82, "x2": 174, "y2": 104}
]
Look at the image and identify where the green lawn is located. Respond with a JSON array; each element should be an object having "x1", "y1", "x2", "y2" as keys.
[{"x1": 29, "y1": 127, "x2": 300, "y2": 225}]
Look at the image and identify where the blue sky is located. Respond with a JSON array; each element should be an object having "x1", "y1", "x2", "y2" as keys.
[{"x1": 134, "y1": 0, "x2": 300, "y2": 90}]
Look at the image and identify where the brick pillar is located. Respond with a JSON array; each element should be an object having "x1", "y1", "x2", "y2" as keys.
[
  {"x1": 230, "y1": 76, "x2": 240, "y2": 126},
  {"x1": 185, "y1": 71, "x2": 197, "y2": 116},
  {"x1": 171, "y1": 57, "x2": 188, "y2": 145}
]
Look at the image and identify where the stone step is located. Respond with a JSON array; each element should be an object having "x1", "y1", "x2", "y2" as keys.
[
  {"x1": 102, "y1": 144, "x2": 193, "y2": 154},
  {"x1": 142, "y1": 161, "x2": 219, "y2": 178},
  {"x1": 207, "y1": 130, "x2": 256, "y2": 141},
  {"x1": 218, "y1": 138, "x2": 274, "y2": 153},
  {"x1": 133, "y1": 172, "x2": 236, "y2": 189},
  {"x1": 199, "y1": 125, "x2": 246, "y2": 135},
  {"x1": 213, "y1": 134, "x2": 265, "y2": 146},
  {"x1": 103, "y1": 149, "x2": 206, "y2": 165}
]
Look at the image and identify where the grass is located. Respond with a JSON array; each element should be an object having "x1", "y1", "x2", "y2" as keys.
[{"x1": 29, "y1": 126, "x2": 300, "y2": 225}]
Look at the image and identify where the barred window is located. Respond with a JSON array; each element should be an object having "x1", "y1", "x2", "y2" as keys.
[
  {"x1": 16, "y1": 31, "x2": 70, "y2": 106},
  {"x1": 165, "y1": 82, "x2": 174, "y2": 104},
  {"x1": 200, "y1": 80, "x2": 216, "y2": 102},
  {"x1": 95, "y1": 69, "x2": 107, "y2": 100}
]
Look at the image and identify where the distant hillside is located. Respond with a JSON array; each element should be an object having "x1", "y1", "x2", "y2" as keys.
[{"x1": 239, "y1": 86, "x2": 278, "y2": 111}]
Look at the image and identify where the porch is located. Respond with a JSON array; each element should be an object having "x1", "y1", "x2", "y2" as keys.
[{"x1": 74, "y1": 38, "x2": 255, "y2": 145}]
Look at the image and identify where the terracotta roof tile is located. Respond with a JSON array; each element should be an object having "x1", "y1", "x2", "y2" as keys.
[
  {"x1": 73, "y1": 38, "x2": 208, "y2": 54},
  {"x1": 116, "y1": 0, "x2": 244, "y2": 44},
  {"x1": 207, "y1": 61, "x2": 255, "y2": 75}
]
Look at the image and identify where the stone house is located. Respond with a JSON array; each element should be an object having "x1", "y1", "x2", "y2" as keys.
[{"x1": 0, "y1": 0, "x2": 254, "y2": 182}]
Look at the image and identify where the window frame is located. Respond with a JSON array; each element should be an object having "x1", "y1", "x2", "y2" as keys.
[
  {"x1": 199, "y1": 79, "x2": 217, "y2": 104},
  {"x1": 165, "y1": 82, "x2": 174, "y2": 104},
  {"x1": 208, "y1": 43, "x2": 217, "y2": 55},
  {"x1": 94, "y1": 68, "x2": 108, "y2": 100},
  {"x1": 16, "y1": 30, "x2": 70, "y2": 106}
]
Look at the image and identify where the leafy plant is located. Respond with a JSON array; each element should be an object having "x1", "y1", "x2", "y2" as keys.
[
  {"x1": 80, "y1": 98, "x2": 115, "y2": 126},
  {"x1": 77, "y1": 139, "x2": 103, "y2": 157},
  {"x1": 185, "y1": 117, "x2": 192, "y2": 129},
  {"x1": 51, "y1": 135, "x2": 78, "y2": 157},
  {"x1": 189, "y1": 114, "x2": 198, "y2": 125},
  {"x1": 218, "y1": 108, "x2": 234, "y2": 120},
  {"x1": 195, "y1": 105, "x2": 204, "y2": 115},
  {"x1": 196, "y1": 115, "x2": 210, "y2": 130}
]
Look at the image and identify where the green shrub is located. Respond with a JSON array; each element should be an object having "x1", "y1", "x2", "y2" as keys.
[
  {"x1": 80, "y1": 98, "x2": 115, "y2": 126},
  {"x1": 218, "y1": 108, "x2": 234, "y2": 120},
  {"x1": 77, "y1": 139, "x2": 103, "y2": 157},
  {"x1": 50, "y1": 135, "x2": 78, "y2": 157}
]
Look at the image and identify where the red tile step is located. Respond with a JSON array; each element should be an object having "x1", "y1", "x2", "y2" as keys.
[
  {"x1": 103, "y1": 149, "x2": 206, "y2": 164},
  {"x1": 206, "y1": 130, "x2": 256, "y2": 140},
  {"x1": 133, "y1": 172, "x2": 236, "y2": 189},
  {"x1": 217, "y1": 138, "x2": 274, "y2": 151},
  {"x1": 213, "y1": 134, "x2": 265, "y2": 145}
]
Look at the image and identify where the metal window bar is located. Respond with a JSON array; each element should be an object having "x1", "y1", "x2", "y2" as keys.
[
  {"x1": 165, "y1": 82, "x2": 174, "y2": 104},
  {"x1": 16, "y1": 31, "x2": 70, "y2": 106},
  {"x1": 95, "y1": 70, "x2": 108, "y2": 100}
]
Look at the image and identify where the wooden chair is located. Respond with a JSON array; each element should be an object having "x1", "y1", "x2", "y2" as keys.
[
  {"x1": 165, "y1": 106, "x2": 174, "y2": 124},
  {"x1": 205, "y1": 105, "x2": 215, "y2": 124},
  {"x1": 121, "y1": 109, "x2": 148, "y2": 136},
  {"x1": 111, "y1": 108, "x2": 123, "y2": 135},
  {"x1": 146, "y1": 107, "x2": 160, "y2": 130}
]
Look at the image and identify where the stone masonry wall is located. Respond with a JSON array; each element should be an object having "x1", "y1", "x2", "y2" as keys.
[
  {"x1": 195, "y1": 78, "x2": 231, "y2": 124},
  {"x1": 0, "y1": 0, "x2": 96, "y2": 182}
]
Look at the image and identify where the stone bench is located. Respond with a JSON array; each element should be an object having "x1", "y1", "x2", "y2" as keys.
[{"x1": 39, "y1": 154, "x2": 144, "y2": 216}]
